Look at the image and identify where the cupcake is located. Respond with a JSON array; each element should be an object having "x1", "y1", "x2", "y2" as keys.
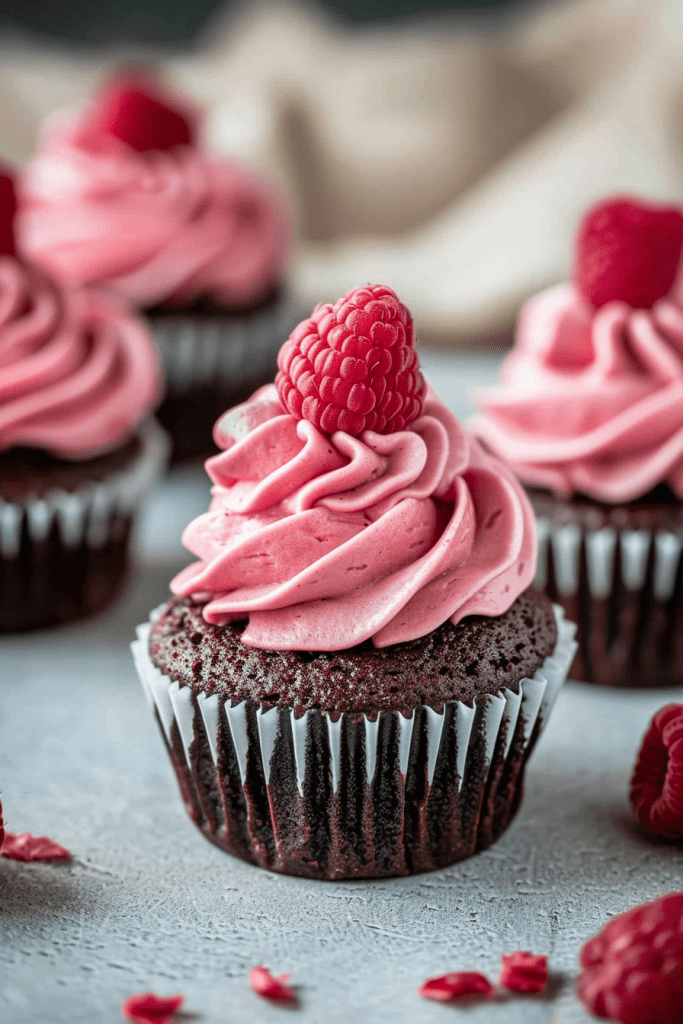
[
  {"x1": 131, "y1": 284, "x2": 576, "y2": 879},
  {"x1": 476, "y1": 196, "x2": 683, "y2": 687},
  {"x1": 0, "y1": 163, "x2": 167, "y2": 632},
  {"x1": 18, "y1": 70, "x2": 299, "y2": 462}
]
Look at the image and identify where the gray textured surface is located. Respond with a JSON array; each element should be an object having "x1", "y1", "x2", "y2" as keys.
[{"x1": 2, "y1": 352, "x2": 682, "y2": 1024}]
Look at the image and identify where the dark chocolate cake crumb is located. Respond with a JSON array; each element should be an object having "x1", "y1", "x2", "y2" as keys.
[{"x1": 149, "y1": 588, "x2": 557, "y2": 715}]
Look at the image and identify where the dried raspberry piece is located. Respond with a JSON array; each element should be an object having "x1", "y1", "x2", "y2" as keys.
[
  {"x1": 248, "y1": 965, "x2": 297, "y2": 1003},
  {"x1": 0, "y1": 797, "x2": 4, "y2": 851},
  {"x1": 276, "y1": 284, "x2": 425, "y2": 437},
  {"x1": 0, "y1": 163, "x2": 16, "y2": 257},
  {"x1": 630, "y1": 703, "x2": 683, "y2": 840},
  {"x1": 577, "y1": 892, "x2": 683, "y2": 1024},
  {"x1": 499, "y1": 951, "x2": 548, "y2": 994},
  {"x1": 1, "y1": 831, "x2": 70, "y2": 862},
  {"x1": 417, "y1": 971, "x2": 495, "y2": 1003},
  {"x1": 121, "y1": 992, "x2": 184, "y2": 1024},
  {"x1": 574, "y1": 196, "x2": 683, "y2": 310},
  {"x1": 86, "y1": 71, "x2": 196, "y2": 153}
]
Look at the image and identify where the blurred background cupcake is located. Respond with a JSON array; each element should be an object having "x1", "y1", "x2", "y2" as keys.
[
  {"x1": 476, "y1": 195, "x2": 683, "y2": 687},
  {"x1": 17, "y1": 69, "x2": 299, "y2": 463},
  {"x1": 0, "y1": 162, "x2": 167, "y2": 632},
  {"x1": 132, "y1": 285, "x2": 576, "y2": 879}
]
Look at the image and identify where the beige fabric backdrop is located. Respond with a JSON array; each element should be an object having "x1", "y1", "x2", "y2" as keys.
[{"x1": 0, "y1": 0, "x2": 681, "y2": 344}]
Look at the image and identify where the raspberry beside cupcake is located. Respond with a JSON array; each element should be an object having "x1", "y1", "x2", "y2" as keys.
[
  {"x1": 476, "y1": 195, "x2": 683, "y2": 687},
  {"x1": 18, "y1": 70, "x2": 299, "y2": 461},
  {"x1": 0, "y1": 163, "x2": 167, "y2": 632},
  {"x1": 132, "y1": 285, "x2": 576, "y2": 879}
]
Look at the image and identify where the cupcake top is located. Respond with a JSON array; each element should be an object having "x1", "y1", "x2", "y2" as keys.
[
  {"x1": 171, "y1": 285, "x2": 536, "y2": 651},
  {"x1": 476, "y1": 196, "x2": 683, "y2": 504},
  {"x1": 18, "y1": 71, "x2": 287, "y2": 311},
  {"x1": 0, "y1": 164, "x2": 161, "y2": 459}
]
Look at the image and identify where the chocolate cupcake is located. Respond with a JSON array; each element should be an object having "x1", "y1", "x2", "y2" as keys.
[
  {"x1": 476, "y1": 196, "x2": 683, "y2": 687},
  {"x1": 18, "y1": 70, "x2": 300, "y2": 462},
  {"x1": 0, "y1": 163, "x2": 167, "y2": 632},
  {"x1": 132, "y1": 285, "x2": 576, "y2": 879}
]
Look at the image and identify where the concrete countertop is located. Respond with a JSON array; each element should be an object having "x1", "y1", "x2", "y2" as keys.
[{"x1": 2, "y1": 352, "x2": 681, "y2": 1024}]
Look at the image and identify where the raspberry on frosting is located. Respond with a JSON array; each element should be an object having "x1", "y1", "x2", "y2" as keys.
[
  {"x1": 84, "y1": 71, "x2": 196, "y2": 153},
  {"x1": 630, "y1": 704, "x2": 683, "y2": 840},
  {"x1": 575, "y1": 196, "x2": 683, "y2": 310},
  {"x1": 276, "y1": 284, "x2": 425, "y2": 436},
  {"x1": 577, "y1": 892, "x2": 683, "y2": 1024}
]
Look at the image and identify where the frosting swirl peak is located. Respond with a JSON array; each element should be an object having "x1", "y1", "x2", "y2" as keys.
[
  {"x1": 19, "y1": 113, "x2": 286, "y2": 310},
  {"x1": 172, "y1": 382, "x2": 536, "y2": 650},
  {"x1": 0, "y1": 255, "x2": 160, "y2": 458},
  {"x1": 476, "y1": 281, "x2": 683, "y2": 503}
]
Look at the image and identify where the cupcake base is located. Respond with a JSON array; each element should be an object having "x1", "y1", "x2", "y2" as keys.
[
  {"x1": 147, "y1": 291, "x2": 304, "y2": 463},
  {"x1": 132, "y1": 596, "x2": 576, "y2": 879},
  {"x1": 531, "y1": 486, "x2": 683, "y2": 687},
  {"x1": 0, "y1": 418, "x2": 168, "y2": 633}
]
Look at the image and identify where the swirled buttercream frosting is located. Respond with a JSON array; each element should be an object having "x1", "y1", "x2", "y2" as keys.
[
  {"x1": 476, "y1": 196, "x2": 683, "y2": 504},
  {"x1": 0, "y1": 254, "x2": 160, "y2": 458},
  {"x1": 19, "y1": 109, "x2": 286, "y2": 310},
  {"x1": 171, "y1": 381, "x2": 536, "y2": 651},
  {"x1": 476, "y1": 281, "x2": 683, "y2": 504}
]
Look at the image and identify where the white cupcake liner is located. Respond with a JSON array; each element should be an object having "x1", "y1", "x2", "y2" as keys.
[
  {"x1": 535, "y1": 518, "x2": 683, "y2": 602},
  {"x1": 0, "y1": 417, "x2": 169, "y2": 560},
  {"x1": 148, "y1": 293, "x2": 305, "y2": 396},
  {"x1": 534, "y1": 516, "x2": 683, "y2": 686},
  {"x1": 132, "y1": 603, "x2": 576, "y2": 878}
]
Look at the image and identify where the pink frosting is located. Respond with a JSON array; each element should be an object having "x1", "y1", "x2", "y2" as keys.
[
  {"x1": 0, "y1": 254, "x2": 161, "y2": 458},
  {"x1": 171, "y1": 383, "x2": 536, "y2": 651},
  {"x1": 476, "y1": 282, "x2": 683, "y2": 503},
  {"x1": 18, "y1": 114, "x2": 286, "y2": 310}
]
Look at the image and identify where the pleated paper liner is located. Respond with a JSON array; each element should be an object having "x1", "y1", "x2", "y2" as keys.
[
  {"x1": 0, "y1": 417, "x2": 168, "y2": 632},
  {"x1": 147, "y1": 293, "x2": 305, "y2": 462},
  {"x1": 536, "y1": 516, "x2": 683, "y2": 686},
  {"x1": 132, "y1": 605, "x2": 576, "y2": 880}
]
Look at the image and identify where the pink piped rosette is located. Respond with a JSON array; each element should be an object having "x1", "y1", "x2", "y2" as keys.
[
  {"x1": 18, "y1": 70, "x2": 301, "y2": 461},
  {"x1": 131, "y1": 285, "x2": 576, "y2": 879},
  {"x1": 476, "y1": 195, "x2": 683, "y2": 686},
  {"x1": 0, "y1": 162, "x2": 167, "y2": 631}
]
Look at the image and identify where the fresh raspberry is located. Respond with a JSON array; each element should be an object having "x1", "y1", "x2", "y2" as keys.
[
  {"x1": 276, "y1": 284, "x2": 425, "y2": 437},
  {"x1": 630, "y1": 703, "x2": 683, "y2": 840},
  {"x1": 499, "y1": 951, "x2": 548, "y2": 994},
  {"x1": 0, "y1": 163, "x2": 16, "y2": 257},
  {"x1": 248, "y1": 966, "x2": 297, "y2": 1003},
  {"x1": 577, "y1": 892, "x2": 683, "y2": 1024},
  {"x1": 417, "y1": 971, "x2": 495, "y2": 1003},
  {"x1": 574, "y1": 196, "x2": 683, "y2": 310},
  {"x1": 86, "y1": 71, "x2": 196, "y2": 153},
  {"x1": 121, "y1": 992, "x2": 184, "y2": 1024}
]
